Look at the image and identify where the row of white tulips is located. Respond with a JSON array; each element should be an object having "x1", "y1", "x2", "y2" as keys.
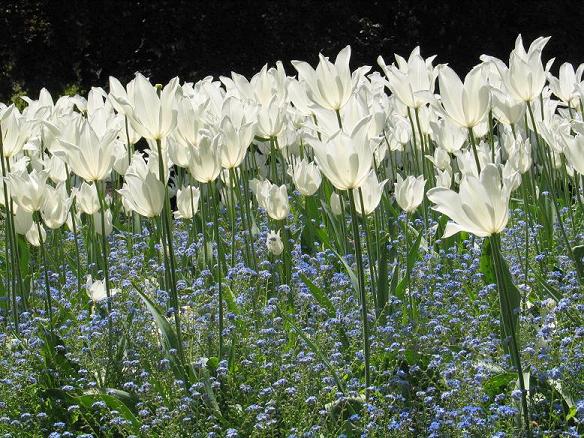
[{"x1": 1, "y1": 34, "x2": 583, "y2": 433}]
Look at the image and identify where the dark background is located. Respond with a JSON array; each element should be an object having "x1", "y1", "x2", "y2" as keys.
[{"x1": 1, "y1": 0, "x2": 581, "y2": 102}]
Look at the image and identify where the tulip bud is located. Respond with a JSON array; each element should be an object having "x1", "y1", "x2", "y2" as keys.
[
  {"x1": 330, "y1": 192, "x2": 342, "y2": 216},
  {"x1": 86, "y1": 275, "x2": 119, "y2": 302},
  {"x1": 265, "y1": 184, "x2": 289, "y2": 221},
  {"x1": 288, "y1": 158, "x2": 322, "y2": 196},
  {"x1": 93, "y1": 209, "x2": 113, "y2": 236},
  {"x1": 394, "y1": 174, "x2": 426, "y2": 213},
  {"x1": 174, "y1": 185, "x2": 201, "y2": 219},
  {"x1": 266, "y1": 230, "x2": 284, "y2": 256},
  {"x1": 353, "y1": 171, "x2": 387, "y2": 216},
  {"x1": 76, "y1": 182, "x2": 100, "y2": 215}
]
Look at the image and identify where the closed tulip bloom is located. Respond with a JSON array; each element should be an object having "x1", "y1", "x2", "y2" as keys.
[
  {"x1": 12, "y1": 204, "x2": 33, "y2": 235},
  {"x1": 310, "y1": 117, "x2": 373, "y2": 190},
  {"x1": 118, "y1": 170, "x2": 165, "y2": 218},
  {"x1": 93, "y1": 208, "x2": 113, "y2": 236},
  {"x1": 491, "y1": 89, "x2": 525, "y2": 125},
  {"x1": 563, "y1": 134, "x2": 584, "y2": 175},
  {"x1": 265, "y1": 183, "x2": 290, "y2": 220},
  {"x1": 1, "y1": 108, "x2": 28, "y2": 158},
  {"x1": 288, "y1": 158, "x2": 322, "y2": 196},
  {"x1": 395, "y1": 174, "x2": 426, "y2": 213},
  {"x1": 353, "y1": 170, "x2": 387, "y2": 215},
  {"x1": 174, "y1": 185, "x2": 201, "y2": 219},
  {"x1": 43, "y1": 155, "x2": 69, "y2": 184},
  {"x1": 266, "y1": 229, "x2": 284, "y2": 256},
  {"x1": 330, "y1": 192, "x2": 343, "y2": 216},
  {"x1": 42, "y1": 184, "x2": 72, "y2": 229},
  {"x1": 75, "y1": 182, "x2": 100, "y2": 215},
  {"x1": 435, "y1": 168, "x2": 452, "y2": 188},
  {"x1": 256, "y1": 96, "x2": 286, "y2": 139},
  {"x1": 220, "y1": 115, "x2": 254, "y2": 169},
  {"x1": 6, "y1": 169, "x2": 49, "y2": 212},
  {"x1": 188, "y1": 132, "x2": 222, "y2": 183},
  {"x1": 426, "y1": 147, "x2": 451, "y2": 172},
  {"x1": 437, "y1": 65, "x2": 490, "y2": 129},
  {"x1": 427, "y1": 163, "x2": 511, "y2": 238},
  {"x1": 292, "y1": 45, "x2": 355, "y2": 111},
  {"x1": 548, "y1": 62, "x2": 583, "y2": 107},
  {"x1": 430, "y1": 119, "x2": 467, "y2": 153},
  {"x1": 250, "y1": 178, "x2": 272, "y2": 208}
]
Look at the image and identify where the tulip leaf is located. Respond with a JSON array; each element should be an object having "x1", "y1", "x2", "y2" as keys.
[
  {"x1": 278, "y1": 306, "x2": 347, "y2": 395},
  {"x1": 572, "y1": 245, "x2": 584, "y2": 277},
  {"x1": 482, "y1": 238, "x2": 521, "y2": 366},
  {"x1": 395, "y1": 230, "x2": 423, "y2": 301},
  {"x1": 299, "y1": 272, "x2": 336, "y2": 316},
  {"x1": 299, "y1": 271, "x2": 350, "y2": 351},
  {"x1": 479, "y1": 240, "x2": 497, "y2": 286},
  {"x1": 483, "y1": 372, "x2": 517, "y2": 398},
  {"x1": 131, "y1": 281, "x2": 189, "y2": 384},
  {"x1": 75, "y1": 391, "x2": 141, "y2": 434},
  {"x1": 16, "y1": 234, "x2": 31, "y2": 297},
  {"x1": 375, "y1": 237, "x2": 391, "y2": 316}
]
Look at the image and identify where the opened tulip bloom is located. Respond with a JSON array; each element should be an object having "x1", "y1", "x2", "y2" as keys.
[
  {"x1": 427, "y1": 163, "x2": 511, "y2": 238},
  {"x1": 292, "y1": 45, "x2": 355, "y2": 111},
  {"x1": 110, "y1": 73, "x2": 179, "y2": 141},
  {"x1": 57, "y1": 120, "x2": 118, "y2": 182},
  {"x1": 437, "y1": 65, "x2": 490, "y2": 129},
  {"x1": 377, "y1": 46, "x2": 437, "y2": 109},
  {"x1": 6, "y1": 169, "x2": 49, "y2": 213},
  {"x1": 310, "y1": 117, "x2": 373, "y2": 190}
]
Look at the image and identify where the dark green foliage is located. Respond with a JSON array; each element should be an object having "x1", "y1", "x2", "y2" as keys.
[{"x1": 1, "y1": 1, "x2": 582, "y2": 101}]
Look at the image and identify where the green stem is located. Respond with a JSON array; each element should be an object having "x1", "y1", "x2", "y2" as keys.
[
  {"x1": 347, "y1": 189, "x2": 371, "y2": 399},
  {"x1": 490, "y1": 235, "x2": 530, "y2": 435},
  {"x1": 210, "y1": 180, "x2": 224, "y2": 358}
]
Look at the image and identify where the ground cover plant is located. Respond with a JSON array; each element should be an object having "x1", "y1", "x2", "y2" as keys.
[{"x1": 0, "y1": 35, "x2": 583, "y2": 436}]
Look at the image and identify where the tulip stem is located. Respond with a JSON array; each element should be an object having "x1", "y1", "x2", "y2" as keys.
[
  {"x1": 467, "y1": 127, "x2": 481, "y2": 175},
  {"x1": 155, "y1": 139, "x2": 186, "y2": 366},
  {"x1": 526, "y1": 102, "x2": 583, "y2": 282},
  {"x1": 35, "y1": 217, "x2": 54, "y2": 330},
  {"x1": 347, "y1": 189, "x2": 371, "y2": 400},
  {"x1": 96, "y1": 182, "x2": 115, "y2": 384},
  {"x1": 358, "y1": 189, "x2": 377, "y2": 313},
  {"x1": 490, "y1": 235, "x2": 530, "y2": 435},
  {"x1": 210, "y1": 180, "x2": 224, "y2": 358}
]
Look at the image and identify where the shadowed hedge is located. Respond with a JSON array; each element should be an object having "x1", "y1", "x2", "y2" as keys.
[{"x1": 1, "y1": 0, "x2": 582, "y2": 101}]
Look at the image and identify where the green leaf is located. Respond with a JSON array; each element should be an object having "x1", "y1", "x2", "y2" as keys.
[
  {"x1": 16, "y1": 235, "x2": 31, "y2": 296},
  {"x1": 131, "y1": 281, "x2": 189, "y2": 384},
  {"x1": 483, "y1": 372, "x2": 517, "y2": 398},
  {"x1": 572, "y1": 244, "x2": 584, "y2": 277},
  {"x1": 479, "y1": 239, "x2": 496, "y2": 286},
  {"x1": 299, "y1": 272, "x2": 336, "y2": 316},
  {"x1": 483, "y1": 238, "x2": 522, "y2": 369},
  {"x1": 76, "y1": 391, "x2": 141, "y2": 434},
  {"x1": 279, "y1": 307, "x2": 346, "y2": 394},
  {"x1": 376, "y1": 237, "x2": 390, "y2": 316},
  {"x1": 394, "y1": 230, "x2": 423, "y2": 301}
]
